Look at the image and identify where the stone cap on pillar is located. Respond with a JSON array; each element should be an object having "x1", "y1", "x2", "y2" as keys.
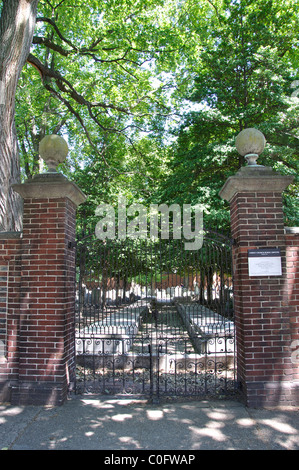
[
  {"x1": 12, "y1": 135, "x2": 86, "y2": 207},
  {"x1": 12, "y1": 173, "x2": 86, "y2": 207},
  {"x1": 219, "y1": 165, "x2": 294, "y2": 202},
  {"x1": 219, "y1": 128, "x2": 294, "y2": 201}
]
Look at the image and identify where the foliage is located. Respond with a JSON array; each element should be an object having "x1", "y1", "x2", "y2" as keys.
[
  {"x1": 153, "y1": 0, "x2": 299, "y2": 230},
  {"x1": 15, "y1": 0, "x2": 183, "y2": 179},
  {"x1": 12, "y1": 0, "x2": 299, "y2": 233}
]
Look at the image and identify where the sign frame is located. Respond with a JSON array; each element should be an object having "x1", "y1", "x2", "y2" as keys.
[{"x1": 248, "y1": 248, "x2": 282, "y2": 277}]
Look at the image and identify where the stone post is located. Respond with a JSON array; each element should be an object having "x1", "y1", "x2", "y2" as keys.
[
  {"x1": 11, "y1": 135, "x2": 86, "y2": 405},
  {"x1": 219, "y1": 128, "x2": 298, "y2": 408}
]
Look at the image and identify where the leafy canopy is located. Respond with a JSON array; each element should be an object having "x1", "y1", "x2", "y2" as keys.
[
  {"x1": 152, "y1": 0, "x2": 299, "y2": 230},
  {"x1": 13, "y1": 0, "x2": 299, "y2": 232}
]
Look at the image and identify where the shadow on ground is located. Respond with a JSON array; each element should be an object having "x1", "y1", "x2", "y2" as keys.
[{"x1": 1, "y1": 396, "x2": 299, "y2": 451}]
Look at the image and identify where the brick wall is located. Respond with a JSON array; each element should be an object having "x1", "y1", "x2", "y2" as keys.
[
  {"x1": 230, "y1": 191, "x2": 299, "y2": 407},
  {"x1": 0, "y1": 172, "x2": 85, "y2": 405},
  {"x1": 0, "y1": 232, "x2": 22, "y2": 401},
  {"x1": 285, "y1": 230, "x2": 299, "y2": 387},
  {"x1": 11, "y1": 197, "x2": 77, "y2": 405}
]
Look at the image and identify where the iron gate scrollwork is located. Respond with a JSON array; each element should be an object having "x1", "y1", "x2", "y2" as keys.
[{"x1": 75, "y1": 230, "x2": 236, "y2": 399}]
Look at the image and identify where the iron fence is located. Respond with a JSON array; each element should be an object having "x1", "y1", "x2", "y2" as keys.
[{"x1": 75, "y1": 230, "x2": 236, "y2": 400}]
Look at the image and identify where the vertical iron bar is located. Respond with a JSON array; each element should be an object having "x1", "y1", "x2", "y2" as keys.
[{"x1": 149, "y1": 344, "x2": 153, "y2": 400}]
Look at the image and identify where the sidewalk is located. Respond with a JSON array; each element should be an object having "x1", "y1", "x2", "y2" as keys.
[{"x1": 0, "y1": 395, "x2": 298, "y2": 451}]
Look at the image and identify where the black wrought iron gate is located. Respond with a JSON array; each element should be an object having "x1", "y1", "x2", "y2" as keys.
[{"x1": 75, "y1": 231, "x2": 236, "y2": 399}]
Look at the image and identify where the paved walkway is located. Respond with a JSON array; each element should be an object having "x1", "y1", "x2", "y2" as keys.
[{"x1": 0, "y1": 395, "x2": 298, "y2": 451}]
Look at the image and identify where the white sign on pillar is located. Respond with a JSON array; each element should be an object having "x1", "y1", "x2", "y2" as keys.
[{"x1": 248, "y1": 248, "x2": 282, "y2": 276}]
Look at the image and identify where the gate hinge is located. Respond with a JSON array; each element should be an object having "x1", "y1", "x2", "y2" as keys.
[{"x1": 68, "y1": 240, "x2": 77, "y2": 249}]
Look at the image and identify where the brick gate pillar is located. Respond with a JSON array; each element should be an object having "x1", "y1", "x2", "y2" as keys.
[
  {"x1": 219, "y1": 128, "x2": 298, "y2": 408},
  {"x1": 11, "y1": 135, "x2": 86, "y2": 405}
]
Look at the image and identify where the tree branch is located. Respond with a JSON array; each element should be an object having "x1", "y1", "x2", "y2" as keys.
[
  {"x1": 27, "y1": 53, "x2": 131, "y2": 114},
  {"x1": 42, "y1": 81, "x2": 114, "y2": 168},
  {"x1": 32, "y1": 36, "x2": 69, "y2": 56},
  {"x1": 32, "y1": 34, "x2": 143, "y2": 72},
  {"x1": 36, "y1": 16, "x2": 77, "y2": 49}
]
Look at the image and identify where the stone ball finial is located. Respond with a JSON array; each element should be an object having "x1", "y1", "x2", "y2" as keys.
[
  {"x1": 235, "y1": 128, "x2": 266, "y2": 166},
  {"x1": 39, "y1": 134, "x2": 68, "y2": 172}
]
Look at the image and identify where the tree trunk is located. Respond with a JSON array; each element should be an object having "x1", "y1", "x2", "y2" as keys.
[{"x1": 0, "y1": 0, "x2": 39, "y2": 231}]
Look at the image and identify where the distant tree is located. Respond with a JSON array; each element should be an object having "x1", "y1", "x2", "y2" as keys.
[
  {"x1": 2, "y1": 0, "x2": 298, "y2": 233},
  {"x1": 156, "y1": 0, "x2": 299, "y2": 230}
]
